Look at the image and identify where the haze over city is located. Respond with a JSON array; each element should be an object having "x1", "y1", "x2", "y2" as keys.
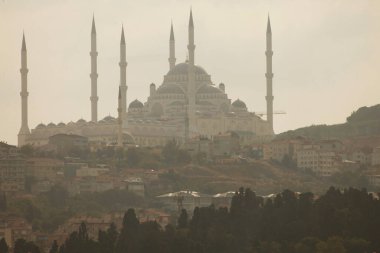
[{"x1": 1, "y1": 0, "x2": 380, "y2": 145}]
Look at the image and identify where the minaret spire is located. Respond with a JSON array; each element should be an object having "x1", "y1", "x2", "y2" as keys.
[
  {"x1": 18, "y1": 32, "x2": 30, "y2": 147},
  {"x1": 188, "y1": 8, "x2": 195, "y2": 65},
  {"x1": 186, "y1": 8, "x2": 197, "y2": 139},
  {"x1": 90, "y1": 15, "x2": 98, "y2": 122},
  {"x1": 265, "y1": 15, "x2": 274, "y2": 133},
  {"x1": 119, "y1": 25, "x2": 128, "y2": 130},
  {"x1": 91, "y1": 15, "x2": 96, "y2": 34},
  {"x1": 117, "y1": 87, "x2": 123, "y2": 147},
  {"x1": 169, "y1": 21, "x2": 176, "y2": 70},
  {"x1": 22, "y1": 33, "x2": 26, "y2": 51}
]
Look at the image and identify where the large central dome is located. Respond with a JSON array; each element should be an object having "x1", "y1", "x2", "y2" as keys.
[{"x1": 167, "y1": 62, "x2": 208, "y2": 76}]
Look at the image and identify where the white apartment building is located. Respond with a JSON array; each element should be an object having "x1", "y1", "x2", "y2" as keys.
[{"x1": 297, "y1": 145, "x2": 340, "y2": 177}]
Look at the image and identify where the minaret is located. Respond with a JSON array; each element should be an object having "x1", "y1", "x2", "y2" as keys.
[
  {"x1": 186, "y1": 9, "x2": 196, "y2": 139},
  {"x1": 119, "y1": 26, "x2": 128, "y2": 129},
  {"x1": 169, "y1": 22, "x2": 176, "y2": 70},
  {"x1": 188, "y1": 10, "x2": 195, "y2": 66},
  {"x1": 265, "y1": 16, "x2": 274, "y2": 132},
  {"x1": 117, "y1": 87, "x2": 123, "y2": 147},
  {"x1": 90, "y1": 16, "x2": 98, "y2": 122},
  {"x1": 18, "y1": 33, "x2": 30, "y2": 147}
]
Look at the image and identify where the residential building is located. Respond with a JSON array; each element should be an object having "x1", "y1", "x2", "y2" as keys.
[
  {"x1": 372, "y1": 147, "x2": 380, "y2": 166},
  {"x1": 297, "y1": 145, "x2": 340, "y2": 177},
  {"x1": 125, "y1": 177, "x2": 145, "y2": 197}
]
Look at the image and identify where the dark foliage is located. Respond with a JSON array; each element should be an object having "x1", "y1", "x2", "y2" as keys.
[
  {"x1": 0, "y1": 238, "x2": 8, "y2": 253},
  {"x1": 347, "y1": 104, "x2": 380, "y2": 123},
  {"x1": 53, "y1": 187, "x2": 380, "y2": 253}
]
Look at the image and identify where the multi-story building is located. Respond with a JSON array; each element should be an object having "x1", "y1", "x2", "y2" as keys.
[
  {"x1": 211, "y1": 132, "x2": 240, "y2": 157},
  {"x1": 67, "y1": 177, "x2": 114, "y2": 196},
  {"x1": 49, "y1": 134, "x2": 89, "y2": 156},
  {"x1": 297, "y1": 145, "x2": 340, "y2": 177},
  {"x1": 372, "y1": 147, "x2": 380, "y2": 166},
  {"x1": 125, "y1": 177, "x2": 145, "y2": 197},
  {"x1": 349, "y1": 147, "x2": 372, "y2": 166},
  {"x1": 367, "y1": 172, "x2": 380, "y2": 188},
  {"x1": 0, "y1": 156, "x2": 26, "y2": 194},
  {"x1": 26, "y1": 158, "x2": 64, "y2": 182},
  {"x1": 263, "y1": 137, "x2": 306, "y2": 163}
]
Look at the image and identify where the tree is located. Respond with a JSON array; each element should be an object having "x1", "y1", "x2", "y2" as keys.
[
  {"x1": 177, "y1": 209, "x2": 188, "y2": 229},
  {"x1": 20, "y1": 144, "x2": 34, "y2": 157},
  {"x1": 294, "y1": 237, "x2": 321, "y2": 253},
  {"x1": 0, "y1": 193, "x2": 7, "y2": 212},
  {"x1": 14, "y1": 239, "x2": 40, "y2": 253},
  {"x1": 98, "y1": 223, "x2": 118, "y2": 253},
  {"x1": 115, "y1": 209, "x2": 140, "y2": 253},
  {"x1": 162, "y1": 140, "x2": 179, "y2": 164},
  {"x1": 177, "y1": 150, "x2": 191, "y2": 164},
  {"x1": 257, "y1": 241, "x2": 281, "y2": 253},
  {"x1": 49, "y1": 241, "x2": 58, "y2": 253},
  {"x1": 317, "y1": 237, "x2": 346, "y2": 253},
  {"x1": 46, "y1": 184, "x2": 69, "y2": 208},
  {"x1": 0, "y1": 238, "x2": 8, "y2": 253},
  {"x1": 126, "y1": 148, "x2": 138, "y2": 167}
]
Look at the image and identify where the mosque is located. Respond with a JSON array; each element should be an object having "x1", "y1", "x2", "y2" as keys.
[{"x1": 17, "y1": 11, "x2": 275, "y2": 148}]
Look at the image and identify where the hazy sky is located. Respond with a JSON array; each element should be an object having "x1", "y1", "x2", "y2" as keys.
[{"x1": 1, "y1": 0, "x2": 379, "y2": 145}]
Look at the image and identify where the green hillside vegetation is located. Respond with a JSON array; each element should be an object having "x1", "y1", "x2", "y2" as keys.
[{"x1": 278, "y1": 104, "x2": 380, "y2": 140}]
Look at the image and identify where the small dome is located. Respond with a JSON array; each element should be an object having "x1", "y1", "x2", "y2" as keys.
[
  {"x1": 150, "y1": 83, "x2": 156, "y2": 87},
  {"x1": 232, "y1": 99, "x2": 247, "y2": 109},
  {"x1": 102, "y1": 116, "x2": 116, "y2": 122},
  {"x1": 219, "y1": 83, "x2": 225, "y2": 91},
  {"x1": 197, "y1": 85, "x2": 222, "y2": 94},
  {"x1": 76, "y1": 119, "x2": 86, "y2": 124},
  {"x1": 36, "y1": 123, "x2": 46, "y2": 129},
  {"x1": 129, "y1": 99, "x2": 144, "y2": 109},
  {"x1": 57, "y1": 122, "x2": 66, "y2": 127},
  {"x1": 47, "y1": 122, "x2": 56, "y2": 127},
  {"x1": 156, "y1": 85, "x2": 184, "y2": 94},
  {"x1": 167, "y1": 62, "x2": 208, "y2": 76}
]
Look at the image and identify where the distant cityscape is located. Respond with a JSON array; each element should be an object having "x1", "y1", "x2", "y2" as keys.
[{"x1": 1, "y1": 4, "x2": 380, "y2": 253}]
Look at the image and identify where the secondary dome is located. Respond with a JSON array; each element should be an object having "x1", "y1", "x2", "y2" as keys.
[
  {"x1": 129, "y1": 99, "x2": 144, "y2": 109},
  {"x1": 232, "y1": 99, "x2": 247, "y2": 109},
  {"x1": 167, "y1": 62, "x2": 208, "y2": 76},
  {"x1": 36, "y1": 123, "x2": 46, "y2": 129},
  {"x1": 197, "y1": 85, "x2": 222, "y2": 94},
  {"x1": 76, "y1": 119, "x2": 86, "y2": 124},
  {"x1": 102, "y1": 116, "x2": 116, "y2": 122},
  {"x1": 156, "y1": 85, "x2": 184, "y2": 94}
]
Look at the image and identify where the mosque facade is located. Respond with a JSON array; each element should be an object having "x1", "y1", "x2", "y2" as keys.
[{"x1": 18, "y1": 11, "x2": 275, "y2": 148}]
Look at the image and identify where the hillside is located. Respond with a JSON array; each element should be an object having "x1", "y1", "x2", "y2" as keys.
[
  {"x1": 278, "y1": 104, "x2": 380, "y2": 140},
  {"x1": 155, "y1": 160, "x2": 332, "y2": 196}
]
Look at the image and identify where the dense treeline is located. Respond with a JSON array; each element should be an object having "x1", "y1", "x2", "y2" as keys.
[
  {"x1": 8, "y1": 187, "x2": 144, "y2": 232},
  {"x1": 46, "y1": 187, "x2": 380, "y2": 253}
]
